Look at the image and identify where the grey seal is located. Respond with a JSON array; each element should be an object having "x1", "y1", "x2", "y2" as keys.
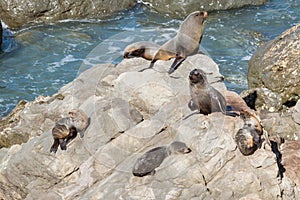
[{"x1": 132, "y1": 141, "x2": 191, "y2": 177}]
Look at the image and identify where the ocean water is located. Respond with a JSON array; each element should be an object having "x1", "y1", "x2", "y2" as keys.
[{"x1": 0, "y1": 0, "x2": 299, "y2": 117}]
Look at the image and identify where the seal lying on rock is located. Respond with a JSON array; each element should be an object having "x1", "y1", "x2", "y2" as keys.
[
  {"x1": 123, "y1": 41, "x2": 160, "y2": 61},
  {"x1": 140, "y1": 11, "x2": 208, "y2": 74},
  {"x1": 50, "y1": 109, "x2": 90, "y2": 153},
  {"x1": 188, "y1": 68, "x2": 237, "y2": 116},
  {"x1": 132, "y1": 141, "x2": 191, "y2": 177},
  {"x1": 235, "y1": 110, "x2": 263, "y2": 156}
]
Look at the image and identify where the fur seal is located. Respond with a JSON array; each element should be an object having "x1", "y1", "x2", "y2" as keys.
[
  {"x1": 141, "y1": 11, "x2": 208, "y2": 74},
  {"x1": 123, "y1": 41, "x2": 160, "y2": 61},
  {"x1": 132, "y1": 141, "x2": 191, "y2": 177},
  {"x1": 235, "y1": 110, "x2": 263, "y2": 156},
  {"x1": 50, "y1": 109, "x2": 90, "y2": 153},
  {"x1": 188, "y1": 68, "x2": 231, "y2": 115}
]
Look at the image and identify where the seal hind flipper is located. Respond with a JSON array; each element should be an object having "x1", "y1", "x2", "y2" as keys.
[
  {"x1": 59, "y1": 139, "x2": 67, "y2": 150},
  {"x1": 50, "y1": 139, "x2": 60, "y2": 153},
  {"x1": 168, "y1": 56, "x2": 186, "y2": 74},
  {"x1": 138, "y1": 60, "x2": 156, "y2": 72}
]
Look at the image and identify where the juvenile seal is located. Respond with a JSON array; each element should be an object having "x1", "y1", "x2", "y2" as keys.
[
  {"x1": 123, "y1": 41, "x2": 160, "y2": 61},
  {"x1": 132, "y1": 141, "x2": 191, "y2": 177},
  {"x1": 141, "y1": 11, "x2": 208, "y2": 74},
  {"x1": 50, "y1": 109, "x2": 90, "y2": 153},
  {"x1": 188, "y1": 68, "x2": 237, "y2": 116},
  {"x1": 235, "y1": 110, "x2": 263, "y2": 156}
]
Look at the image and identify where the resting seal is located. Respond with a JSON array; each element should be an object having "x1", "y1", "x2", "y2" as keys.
[
  {"x1": 132, "y1": 141, "x2": 191, "y2": 177},
  {"x1": 235, "y1": 110, "x2": 263, "y2": 156},
  {"x1": 142, "y1": 11, "x2": 208, "y2": 74},
  {"x1": 123, "y1": 41, "x2": 160, "y2": 61}
]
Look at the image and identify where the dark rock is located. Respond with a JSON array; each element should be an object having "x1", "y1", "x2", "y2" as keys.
[
  {"x1": 248, "y1": 23, "x2": 300, "y2": 104},
  {"x1": 146, "y1": 0, "x2": 267, "y2": 18},
  {"x1": 0, "y1": 20, "x2": 2, "y2": 50},
  {"x1": 240, "y1": 87, "x2": 282, "y2": 112},
  {"x1": 0, "y1": 0, "x2": 136, "y2": 29}
]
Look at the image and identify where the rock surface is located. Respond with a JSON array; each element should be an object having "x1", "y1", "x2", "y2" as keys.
[
  {"x1": 147, "y1": 0, "x2": 267, "y2": 18},
  {"x1": 0, "y1": 54, "x2": 298, "y2": 199},
  {"x1": 248, "y1": 23, "x2": 300, "y2": 104},
  {"x1": 0, "y1": 0, "x2": 268, "y2": 29},
  {"x1": 0, "y1": 0, "x2": 136, "y2": 29}
]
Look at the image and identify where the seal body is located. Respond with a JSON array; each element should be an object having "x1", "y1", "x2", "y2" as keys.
[
  {"x1": 188, "y1": 68, "x2": 227, "y2": 115},
  {"x1": 50, "y1": 109, "x2": 90, "y2": 153},
  {"x1": 235, "y1": 110, "x2": 263, "y2": 156},
  {"x1": 123, "y1": 41, "x2": 160, "y2": 61},
  {"x1": 132, "y1": 141, "x2": 191, "y2": 177},
  {"x1": 151, "y1": 11, "x2": 208, "y2": 74}
]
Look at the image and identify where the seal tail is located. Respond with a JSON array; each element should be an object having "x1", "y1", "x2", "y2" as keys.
[{"x1": 168, "y1": 57, "x2": 185, "y2": 74}]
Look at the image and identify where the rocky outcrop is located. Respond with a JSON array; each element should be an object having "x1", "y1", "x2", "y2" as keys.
[
  {"x1": 0, "y1": 54, "x2": 298, "y2": 199},
  {"x1": 248, "y1": 23, "x2": 300, "y2": 105},
  {"x1": 0, "y1": 20, "x2": 2, "y2": 50},
  {"x1": 147, "y1": 0, "x2": 267, "y2": 18},
  {"x1": 0, "y1": 0, "x2": 136, "y2": 29},
  {"x1": 0, "y1": 0, "x2": 268, "y2": 29}
]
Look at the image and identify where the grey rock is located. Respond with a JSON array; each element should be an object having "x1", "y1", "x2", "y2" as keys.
[
  {"x1": 146, "y1": 0, "x2": 267, "y2": 18},
  {"x1": 248, "y1": 23, "x2": 300, "y2": 104},
  {"x1": 0, "y1": 0, "x2": 136, "y2": 29},
  {"x1": 292, "y1": 99, "x2": 300, "y2": 125},
  {"x1": 0, "y1": 54, "x2": 297, "y2": 199}
]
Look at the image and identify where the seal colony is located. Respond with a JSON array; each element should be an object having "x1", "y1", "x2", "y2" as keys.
[
  {"x1": 132, "y1": 141, "x2": 191, "y2": 177},
  {"x1": 50, "y1": 109, "x2": 90, "y2": 153}
]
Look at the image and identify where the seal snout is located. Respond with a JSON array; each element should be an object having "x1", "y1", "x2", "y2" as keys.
[{"x1": 201, "y1": 11, "x2": 208, "y2": 19}]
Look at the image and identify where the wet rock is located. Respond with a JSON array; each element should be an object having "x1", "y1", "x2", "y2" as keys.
[
  {"x1": 0, "y1": 54, "x2": 296, "y2": 199},
  {"x1": 0, "y1": 20, "x2": 2, "y2": 50},
  {"x1": 241, "y1": 87, "x2": 282, "y2": 112},
  {"x1": 0, "y1": 0, "x2": 136, "y2": 29},
  {"x1": 147, "y1": 0, "x2": 267, "y2": 18},
  {"x1": 248, "y1": 23, "x2": 300, "y2": 104}
]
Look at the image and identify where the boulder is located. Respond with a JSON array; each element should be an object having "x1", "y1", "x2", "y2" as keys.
[
  {"x1": 0, "y1": 54, "x2": 296, "y2": 199},
  {"x1": 0, "y1": 0, "x2": 268, "y2": 29},
  {"x1": 0, "y1": 0, "x2": 136, "y2": 29},
  {"x1": 248, "y1": 23, "x2": 300, "y2": 104},
  {"x1": 147, "y1": 0, "x2": 267, "y2": 18}
]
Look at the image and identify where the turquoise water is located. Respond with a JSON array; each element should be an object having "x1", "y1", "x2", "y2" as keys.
[{"x1": 0, "y1": 0, "x2": 299, "y2": 117}]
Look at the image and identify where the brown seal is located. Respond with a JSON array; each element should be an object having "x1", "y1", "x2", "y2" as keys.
[
  {"x1": 132, "y1": 141, "x2": 191, "y2": 177},
  {"x1": 141, "y1": 11, "x2": 208, "y2": 74},
  {"x1": 123, "y1": 41, "x2": 160, "y2": 61},
  {"x1": 188, "y1": 68, "x2": 228, "y2": 115},
  {"x1": 235, "y1": 110, "x2": 263, "y2": 156},
  {"x1": 50, "y1": 109, "x2": 90, "y2": 153}
]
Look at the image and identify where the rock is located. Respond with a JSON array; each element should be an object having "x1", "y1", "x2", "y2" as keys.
[
  {"x1": 240, "y1": 87, "x2": 282, "y2": 112},
  {"x1": 281, "y1": 140, "x2": 300, "y2": 199},
  {"x1": 146, "y1": 0, "x2": 267, "y2": 18},
  {"x1": 0, "y1": 54, "x2": 297, "y2": 199},
  {"x1": 0, "y1": 20, "x2": 2, "y2": 50},
  {"x1": 248, "y1": 23, "x2": 300, "y2": 104},
  {"x1": 0, "y1": 0, "x2": 268, "y2": 29},
  {"x1": 292, "y1": 100, "x2": 300, "y2": 125},
  {"x1": 0, "y1": 0, "x2": 136, "y2": 29}
]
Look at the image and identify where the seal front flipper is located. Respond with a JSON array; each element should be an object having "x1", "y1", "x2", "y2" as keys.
[
  {"x1": 168, "y1": 56, "x2": 185, "y2": 74},
  {"x1": 138, "y1": 60, "x2": 156, "y2": 72}
]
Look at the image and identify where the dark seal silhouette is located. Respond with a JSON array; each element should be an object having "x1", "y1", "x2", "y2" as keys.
[
  {"x1": 50, "y1": 109, "x2": 90, "y2": 153},
  {"x1": 132, "y1": 141, "x2": 191, "y2": 177}
]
